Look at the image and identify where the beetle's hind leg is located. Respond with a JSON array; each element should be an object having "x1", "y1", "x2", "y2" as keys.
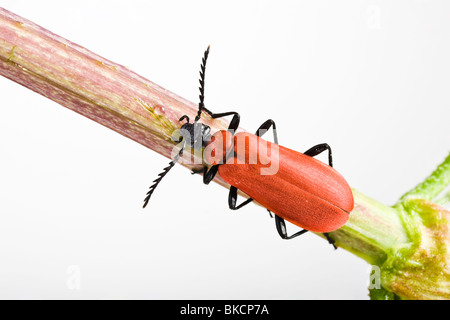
[
  {"x1": 274, "y1": 215, "x2": 337, "y2": 248},
  {"x1": 303, "y1": 143, "x2": 333, "y2": 167},
  {"x1": 228, "y1": 186, "x2": 254, "y2": 210},
  {"x1": 193, "y1": 169, "x2": 255, "y2": 210},
  {"x1": 275, "y1": 215, "x2": 309, "y2": 239},
  {"x1": 323, "y1": 233, "x2": 337, "y2": 250}
]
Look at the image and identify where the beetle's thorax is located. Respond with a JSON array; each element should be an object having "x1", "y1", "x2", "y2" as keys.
[{"x1": 179, "y1": 121, "x2": 211, "y2": 150}]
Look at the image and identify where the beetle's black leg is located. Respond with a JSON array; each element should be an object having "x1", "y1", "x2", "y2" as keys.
[
  {"x1": 303, "y1": 143, "x2": 333, "y2": 167},
  {"x1": 255, "y1": 119, "x2": 278, "y2": 144},
  {"x1": 228, "y1": 186, "x2": 254, "y2": 210},
  {"x1": 190, "y1": 165, "x2": 219, "y2": 184},
  {"x1": 323, "y1": 233, "x2": 337, "y2": 250},
  {"x1": 190, "y1": 165, "x2": 219, "y2": 186},
  {"x1": 275, "y1": 215, "x2": 309, "y2": 240},
  {"x1": 206, "y1": 111, "x2": 241, "y2": 132},
  {"x1": 202, "y1": 165, "x2": 219, "y2": 185}
]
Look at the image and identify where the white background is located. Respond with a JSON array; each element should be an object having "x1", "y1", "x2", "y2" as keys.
[{"x1": 0, "y1": 0, "x2": 449, "y2": 299}]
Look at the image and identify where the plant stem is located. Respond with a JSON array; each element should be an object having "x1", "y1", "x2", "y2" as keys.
[{"x1": 329, "y1": 190, "x2": 408, "y2": 265}]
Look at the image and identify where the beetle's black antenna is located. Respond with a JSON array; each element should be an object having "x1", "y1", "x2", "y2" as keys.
[
  {"x1": 195, "y1": 45, "x2": 212, "y2": 123},
  {"x1": 143, "y1": 142, "x2": 186, "y2": 208}
]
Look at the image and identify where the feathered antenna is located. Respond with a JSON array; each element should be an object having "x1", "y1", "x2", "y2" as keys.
[
  {"x1": 142, "y1": 142, "x2": 186, "y2": 208},
  {"x1": 195, "y1": 45, "x2": 212, "y2": 122}
]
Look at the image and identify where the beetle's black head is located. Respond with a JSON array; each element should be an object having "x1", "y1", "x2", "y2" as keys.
[{"x1": 173, "y1": 115, "x2": 211, "y2": 150}]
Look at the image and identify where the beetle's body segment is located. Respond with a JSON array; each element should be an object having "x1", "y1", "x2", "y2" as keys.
[{"x1": 214, "y1": 131, "x2": 353, "y2": 233}]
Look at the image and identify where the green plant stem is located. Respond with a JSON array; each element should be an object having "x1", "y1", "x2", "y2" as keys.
[
  {"x1": 329, "y1": 190, "x2": 408, "y2": 265},
  {"x1": 399, "y1": 153, "x2": 450, "y2": 203}
]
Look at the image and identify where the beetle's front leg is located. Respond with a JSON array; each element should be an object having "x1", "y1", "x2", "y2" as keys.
[
  {"x1": 191, "y1": 165, "x2": 220, "y2": 185},
  {"x1": 206, "y1": 111, "x2": 241, "y2": 132}
]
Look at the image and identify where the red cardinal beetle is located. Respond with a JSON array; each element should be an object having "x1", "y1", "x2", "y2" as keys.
[{"x1": 143, "y1": 46, "x2": 354, "y2": 247}]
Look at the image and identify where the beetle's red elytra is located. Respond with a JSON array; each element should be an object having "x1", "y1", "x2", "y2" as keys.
[{"x1": 215, "y1": 131, "x2": 353, "y2": 233}]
